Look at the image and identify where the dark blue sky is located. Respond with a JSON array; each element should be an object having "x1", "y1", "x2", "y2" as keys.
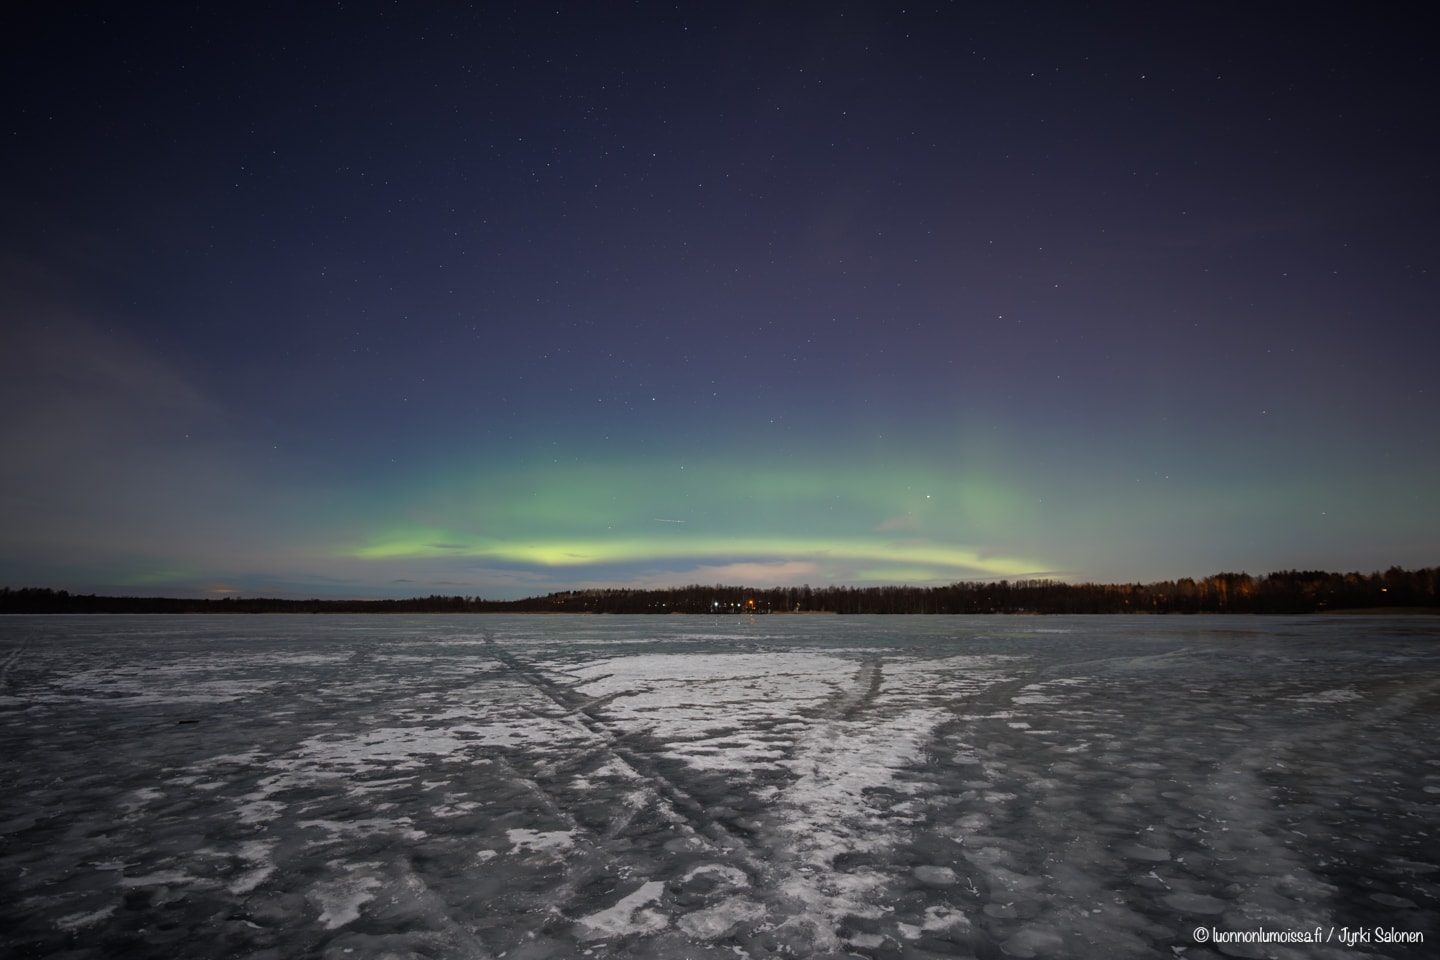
[{"x1": 3, "y1": 2, "x2": 1436, "y2": 598}]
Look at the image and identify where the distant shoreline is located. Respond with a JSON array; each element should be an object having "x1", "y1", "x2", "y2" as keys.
[
  {"x1": 4, "y1": 569, "x2": 1437, "y2": 616},
  {"x1": 5, "y1": 610, "x2": 1440, "y2": 617}
]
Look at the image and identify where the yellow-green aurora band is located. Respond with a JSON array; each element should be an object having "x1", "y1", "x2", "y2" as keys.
[{"x1": 334, "y1": 454, "x2": 1045, "y2": 582}]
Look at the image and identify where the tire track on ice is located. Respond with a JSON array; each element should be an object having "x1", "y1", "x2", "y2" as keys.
[
  {"x1": 0, "y1": 641, "x2": 29, "y2": 686},
  {"x1": 480, "y1": 636, "x2": 766, "y2": 871},
  {"x1": 481, "y1": 638, "x2": 1021, "y2": 955},
  {"x1": 808, "y1": 655, "x2": 884, "y2": 721}
]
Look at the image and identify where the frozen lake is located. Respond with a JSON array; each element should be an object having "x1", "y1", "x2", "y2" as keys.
[{"x1": 2, "y1": 614, "x2": 1437, "y2": 959}]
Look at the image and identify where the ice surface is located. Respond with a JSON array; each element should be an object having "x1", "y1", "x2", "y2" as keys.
[
  {"x1": 576, "y1": 879, "x2": 668, "y2": 939},
  {"x1": 2, "y1": 613, "x2": 1438, "y2": 958}
]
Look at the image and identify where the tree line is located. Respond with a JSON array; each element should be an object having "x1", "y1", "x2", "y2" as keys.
[{"x1": 1, "y1": 566, "x2": 1436, "y2": 615}]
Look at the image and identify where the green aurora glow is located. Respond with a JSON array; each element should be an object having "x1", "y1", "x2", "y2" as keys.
[
  {"x1": 4, "y1": 5, "x2": 1437, "y2": 600},
  {"x1": 333, "y1": 453, "x2": 1047, "y2": 583}
]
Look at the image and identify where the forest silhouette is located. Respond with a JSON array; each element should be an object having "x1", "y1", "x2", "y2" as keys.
[{"x1": 3, "y1": 567, "x2": 1436, "y2": 615}]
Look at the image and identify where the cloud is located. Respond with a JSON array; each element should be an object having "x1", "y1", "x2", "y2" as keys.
[
  {"x1": 624, "y1": 560, "x2": 821, "y2": 590},
  {"x1": 0, "y1": 270, "x2": 277, "y2": 574},
  {"x1": 0, "y1": 300, "x2": 215, "y2": 464}
]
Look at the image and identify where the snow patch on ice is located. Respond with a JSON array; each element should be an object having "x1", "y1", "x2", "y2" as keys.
[
  {"x1": 229, "y1": 839, "x2": 277, "y2": 895},
  {"x1": 575, "y1": 880, "x2": 667, "y2": 939},
  {"x1": 681, "y1": 863, "x2": 750, "y2": 889},
  {"x1": 119, "y1": 870, "x2": 202, "y2": 888},
  {"x1": 57, "y1": 662, "x2": 277, "y2": 704},
  {"x1": 1283, "y1": 687, "x2": 1361, "y2": 704},
  {"x1": 54, "y1": 905, "x2": 115, "y2": 931},
  {"x1": 311, "y1": 867, "x2": 382, "y2": 929},
  {"x1": 764, "y1": 707, "x2": 953, "y2": 948},
  {"x1": 300, "y1": 817, "x2": 425, "y2": 842},
  {"x1": 897, "y1": 903, "x2": 971, "y2": 939},
  {"x1": 677, "y1": 897, "x2": 767, "y2": 939},
  {"x1": 913, "y1": 865, "x2": 959, "y2": 886},
  {"x1": 1013, "y1": 677, "x2": 1092, "y2": 705},
  {"x1": 506, "y1": 828, "x2": 577, "y2": 856},
  {"x1": 120, "y1": 786, "x2": 164, "y2": 811},
  {"x1": 235, "y1": 799, "x2": 284, "y2": 825}
]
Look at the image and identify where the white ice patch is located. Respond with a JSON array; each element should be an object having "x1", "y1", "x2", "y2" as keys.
[
  {"x1": 209, "y1": 698, "x2": 603, "y2": 830},
  {"x1": 310, "y1": 866, "x2": 382, "y2": 929},
  {"x1": 779, "y1": 707, "x2": 951, "y2": 863},
  {"x1": 119, "y1": 870, "x2": 202, "y2": 888},
  {"x1": 575, "y1": 880, "x2": 668, "y2": 939},
  {"x1": 54, "y1": 905, "x2": 116, "y2": 931},
  {"x1": 559, "y1": 649, "x2": 1018, "y2": 951},
  {"x1": 677, "y1": 897, "x2": 768, "y2": 940},
  {"x1": 299, "y1": 817, "x2": 425, "y2": 842},
  {"x1": 1283, "y1": 687, "x2": 1361, "y2": 704},
  {"x1": 571, "y1": 651, "x2": 850, "y2": 692},
  {"x1": 1012, "y1": 677, "x2": 1092, "y2": 706},
  {"x1": 567, "y1": 652, "x2": 862, "y2": 777},
  {"x1": 897, "y1": 903, "x2": 972, "y2": 939},
  {"x1": 432, "y1": 798, "x2": 481, "y2": 818},
  {"x1": 292, "y1": 726, "x2": 490, "y2": 767},
  {"x1": 913, "y1": 865, "x2": 959, "y2": 887},
  {"x1": 506, "y1": 828, "x2": 577, "y2": 857},
  {"x1": 56, "y1": 659, "x2": 279, "y2": 704},
  {"x1": 878, "y1": 655, "x2": 1023, "y2": 698},
  {"x1": 228, "y1": 839, "x2": 278, "y2": 895},
  {"x1": 763, "y1": 707, "x2": 953, "y2": 949},
  {"x1": 681, "y1": 863, "x2": 750, "y2": 889},
  {"x1": 235, "y1": 799, "x2": 285, "y2": 825},
  {"x1": 120, "y1": 786, "x2": 164, "y2": 811}
]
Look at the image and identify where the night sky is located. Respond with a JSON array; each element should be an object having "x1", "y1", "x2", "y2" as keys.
[{"x1": 3, "y1": 3, "x2": 1436, "y2": 600}]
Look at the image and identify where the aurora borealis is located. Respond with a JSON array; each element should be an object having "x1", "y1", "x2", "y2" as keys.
[{"x1": 2, "y1": 3, "x2": 1436, "y2": 599}]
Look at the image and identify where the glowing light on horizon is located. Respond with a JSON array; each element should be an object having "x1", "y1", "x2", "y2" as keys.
[
  {"x1": 340, "y1": 530, "x2": 1040, "y2": 580},
  {"x1": 323, "y1": 451, "x2": 1054, "y2": 584}
]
